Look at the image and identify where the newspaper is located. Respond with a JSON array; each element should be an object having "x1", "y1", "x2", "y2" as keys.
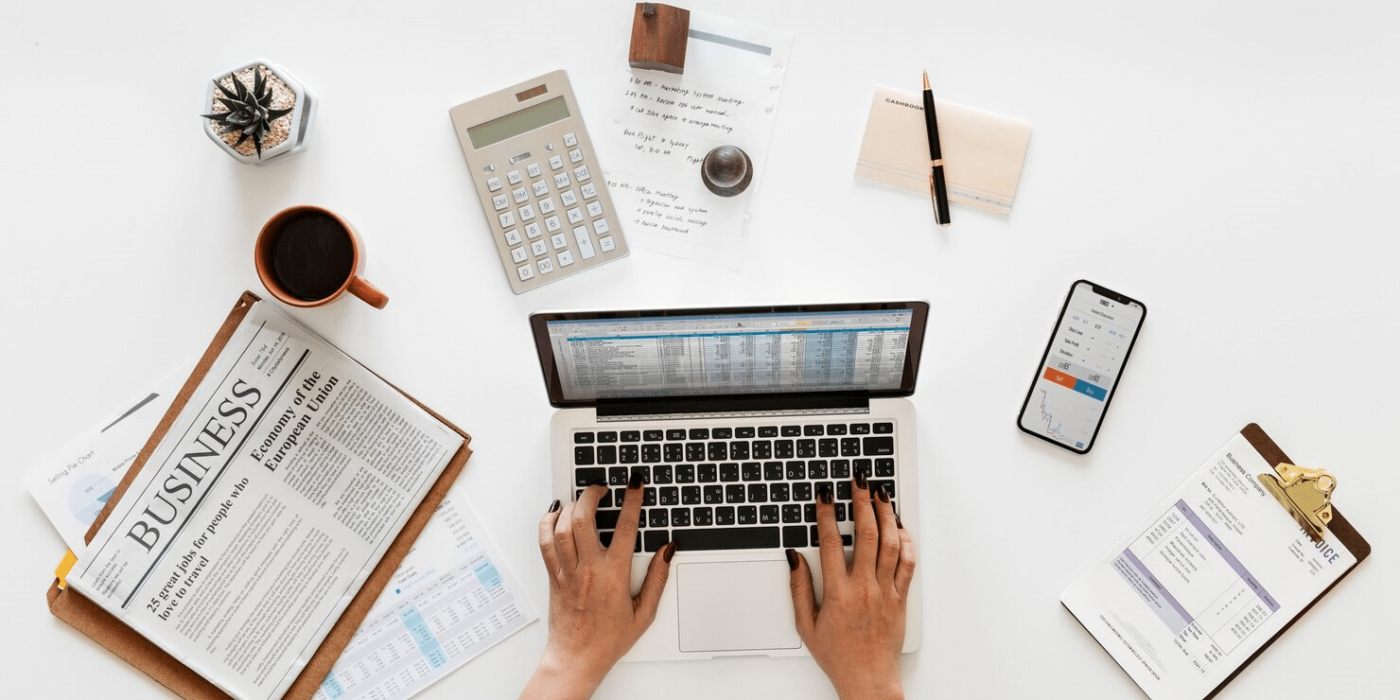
[{"x1": 68, "y1": 301, "x2": 463, "y2": 700}]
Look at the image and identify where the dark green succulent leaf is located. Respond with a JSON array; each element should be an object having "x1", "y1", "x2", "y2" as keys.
[
  {"x1": 217, "y1": 124, "x2": 245, "y2": 135},
  {"x1": 253, "y1": 66, "x2": 265, "y2": 97},
  {"x1": 231, "y1": 73, "x2": 250, "y2": 101},
  {"x1": 265, "y1": 107, "x2": 293, "y2": 121},
  {"x1": 211, "y1": 78, "x2": 236, "y2": 101},
  {"x1": 233, "y1": 132, "x2": 250, "y2": 148}
]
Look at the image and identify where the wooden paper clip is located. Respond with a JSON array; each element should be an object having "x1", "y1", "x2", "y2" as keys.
[{"x1": 1258, "y1": 463, "x2": 1335, "y2": 542}]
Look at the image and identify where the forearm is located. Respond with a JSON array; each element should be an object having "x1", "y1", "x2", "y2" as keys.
[{"x1": 518, "y1": 650, "x2": 609, "y2": 700}]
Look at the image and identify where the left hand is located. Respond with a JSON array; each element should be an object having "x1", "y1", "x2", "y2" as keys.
[{"x1": 519, "y1": 479, "x2": 676, "y2": 700}]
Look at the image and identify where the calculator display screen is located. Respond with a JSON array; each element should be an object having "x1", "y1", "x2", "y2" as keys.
[{"x1": 467, "y1": 96, "x2": 570, "y2": 149}]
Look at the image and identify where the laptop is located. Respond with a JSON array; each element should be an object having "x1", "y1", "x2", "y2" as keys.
[{"x1": 531, "y1": 301, "x2": 927, "y2": 660}]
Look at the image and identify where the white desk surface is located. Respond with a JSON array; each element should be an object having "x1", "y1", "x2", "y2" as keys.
[{"x1": 4, "y1": 1, "x2": 1397, "y2": 698}]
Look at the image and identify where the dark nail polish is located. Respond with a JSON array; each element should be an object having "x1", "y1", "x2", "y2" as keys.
[
  {"x1": 817, "y1": 483, "x2": 833, "y2": 504},
  {"x1": 896, "y1": 512, "x2": 904, "y2": 529},
  {"x1": 547, "y1": 499, "x2": 561, "y2": 513},
  {"x1": 877, "y1": 486, "x2": 890, "y2": 504},
  {"x1": 663, "y1": 540, "x2": 678, "y2": 563},
  {"x1": 855, "y1": 470, "x2": 869, "y2": 490},
  {"x1": 785, "y1": 548, "x2": 800, "y2": 571},
  {"x1": 628, "y1": 470, "x2": 644, "y2": 489},
  {"x1": 588, "y1": 478, "x2": 607, "y2": 488}
]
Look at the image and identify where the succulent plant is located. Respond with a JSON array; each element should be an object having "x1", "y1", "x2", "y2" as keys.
[{"x1": 201, "y1": 67, "x2": 292, "y2": 159}]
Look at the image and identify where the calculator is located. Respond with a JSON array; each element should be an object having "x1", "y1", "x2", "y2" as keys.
[{"x1": 449, "y1": 70, "x2": 629, "y2": 294}]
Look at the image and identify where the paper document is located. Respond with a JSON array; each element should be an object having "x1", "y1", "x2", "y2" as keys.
[
  {"x1": 68, "y1": 301, "x2": 463, "y2": 700},
  {"x1": 600, "y1": 12, "x2": 792, "y2": 269},
  {"x1": 313, "y1": 490, "x2": 537, "y2": 700},
  {"x1": 1061, "y1": 431, "x2": 1358, "y2": 700},
  {"x1": 23, "y1": 368, "x2": 186, "y2": 552},
  {"x1": 856, "y1": 85, "x2": 1031, "y2": 214}
]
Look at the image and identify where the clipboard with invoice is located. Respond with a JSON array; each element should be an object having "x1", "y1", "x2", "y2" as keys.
[{"x1": 1061, "y1": 424, "x2": 1370, "y2": 700}]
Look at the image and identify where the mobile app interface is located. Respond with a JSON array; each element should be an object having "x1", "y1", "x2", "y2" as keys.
[{"x1": 1020, "y1": 282, "x2": 1143, "y2": 451}]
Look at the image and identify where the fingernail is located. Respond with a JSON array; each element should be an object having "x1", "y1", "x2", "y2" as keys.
[
  {"x1": 877, "y1": 486, "x2": 890, "y2": 504},
  {"x1": 855, "y1": 470, "x2": 869, "y2": 490},
  {"x1": 628, "y1": 470, "x2": 644, "y2": 489},
  {"x1": 896, "y1": 512, "x2": 904, "y2": 529},
  {"x1": 588, "y1": 479, "x2": 607, "y2": 488},
  {"x1": 785, "y1": 548, "x2": 800, "y2": 571},
  {"x1": 663, "y1": 540, "x2": 678, "y2": 563},
  {"x1": 547, "y1": 499, "x2": 561, "y2": 513},
  {"x1": 817, "y1": 483, "x2": 833, "y2": 505}
]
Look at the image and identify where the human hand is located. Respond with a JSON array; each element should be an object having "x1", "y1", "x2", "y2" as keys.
[
  {"x1": 788, "y1": 473, "x2": 916, "y2": 700},
  {"x1": 519, "y1": 476, "x2": 676, "y2": 700}
]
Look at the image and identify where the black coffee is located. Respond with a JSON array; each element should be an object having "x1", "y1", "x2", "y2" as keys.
[{"x1": 271, "y1": 211, "x2": 355, "y2": 301}]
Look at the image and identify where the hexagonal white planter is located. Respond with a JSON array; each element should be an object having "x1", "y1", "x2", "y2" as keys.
[{"x1": 202, "y1": 59, "x2": 316, "y2": 165}]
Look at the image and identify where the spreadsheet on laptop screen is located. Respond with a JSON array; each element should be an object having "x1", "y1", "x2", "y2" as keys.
[{"x1": 545, "y1": 309, "x2": 915, "y2": 401}]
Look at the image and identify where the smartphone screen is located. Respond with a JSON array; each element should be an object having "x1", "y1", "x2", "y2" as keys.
[{"x1": 1017, "y1": 280, "x2": 1146, "y2": 453}]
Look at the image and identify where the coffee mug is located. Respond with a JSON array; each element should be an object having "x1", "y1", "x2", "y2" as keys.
[{"x1": 254, "y1": 205, "x2": 389, "y2": 309}]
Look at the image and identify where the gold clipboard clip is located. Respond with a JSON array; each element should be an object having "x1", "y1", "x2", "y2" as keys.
[{"x1": 1257, "y1": 463, "x2": 1335, "y2": 542}]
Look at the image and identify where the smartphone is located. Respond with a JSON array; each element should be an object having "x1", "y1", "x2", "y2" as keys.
[{"x1": 1017, "y1": 280, "x2": 1146, "y2": 453}]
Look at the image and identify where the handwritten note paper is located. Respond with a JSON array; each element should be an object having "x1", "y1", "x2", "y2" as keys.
[{"x1": 601, "y1": 13, "x2": 792, "y2": 268}]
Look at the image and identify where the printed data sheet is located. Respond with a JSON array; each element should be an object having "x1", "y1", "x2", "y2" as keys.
[
  {"x1": 313, "y1": 490, "x2": 536, "y2": 700},
  {"x1": 1062, "y1": 432, "x2": 1358, "y2": 700}
]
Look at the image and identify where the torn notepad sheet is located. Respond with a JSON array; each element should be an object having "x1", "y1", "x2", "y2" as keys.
[
  {"x1": 601, "y1": 12, "x2": 792, "y2": 269},
  {"x1": 856, "y1": 85, "x2": 1031, "y2": 215}
]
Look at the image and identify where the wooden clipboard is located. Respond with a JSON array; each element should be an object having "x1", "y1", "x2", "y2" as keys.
[
  {"x1": 1195, "y1": 423, "x2": 1371, "y2": 700},
  {"x1": 46, "y1": 291, "x2": 474, "y2": 700}
]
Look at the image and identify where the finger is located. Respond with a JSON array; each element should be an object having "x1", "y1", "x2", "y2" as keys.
[
  {"x1": 538, "y1": 499, "x2": 563, "y2": 581},
  {"x1": 570, "y1": 484, "x2": 608, "y2": 558},
  {"x1": 786, "y1": 548, "x2": 818, "y2": 643},
  {"x1": 815, "y1": 482, "x2": 845, "y2": 577},
  {"x1": 849, "y1": 469, "x2": 879, "y2": 577},
  {"x1": 633, "y1": 541, "x2": 677, "y2": 626},
  {"x1": 610, "y1": 470, "x2": 646, "y2": 557},
  {"x1": 893, "y1": 526, "x2": 917, "y2": 597},
  {"x1": 873, "y1": 485, "x2": 902, "y2": 586},
  {"x1": 552, "y1": 498, "x2": 579, "y2": 573}
]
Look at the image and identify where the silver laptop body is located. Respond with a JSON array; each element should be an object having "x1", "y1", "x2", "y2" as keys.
[{"x1": 532, "y1": 302, "x2": 927, "y2": 660}]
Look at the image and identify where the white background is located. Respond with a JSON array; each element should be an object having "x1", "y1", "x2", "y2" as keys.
[{"x1": 2, "y1": 1, "x2": 1395, "y2": 698}]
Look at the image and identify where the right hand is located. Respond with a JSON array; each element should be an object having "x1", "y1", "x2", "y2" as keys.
[{"x1": 787, "y1": 475, "x2": 916, "y2": 700}]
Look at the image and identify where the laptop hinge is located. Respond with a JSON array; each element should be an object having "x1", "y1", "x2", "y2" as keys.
[{"x1": 595, "y1": 396, "x2": 870, "y2": 422}]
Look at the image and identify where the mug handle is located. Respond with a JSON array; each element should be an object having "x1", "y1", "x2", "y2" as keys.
[{"x1": 347, "y1": 277, "x2": 389, "y2": 309}]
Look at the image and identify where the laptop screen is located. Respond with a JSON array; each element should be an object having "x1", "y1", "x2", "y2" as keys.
[{"x1": 530, "y1": 302, "x2": 928, "y2": 407}]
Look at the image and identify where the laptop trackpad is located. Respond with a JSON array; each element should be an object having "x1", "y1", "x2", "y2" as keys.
[{"x1": 677, "y1": 560, "x2": 802, "y2": 653}]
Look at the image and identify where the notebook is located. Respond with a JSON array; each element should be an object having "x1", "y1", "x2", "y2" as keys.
[{"x1": 530, "y1": 301, "x2": 927, "y2": 660}]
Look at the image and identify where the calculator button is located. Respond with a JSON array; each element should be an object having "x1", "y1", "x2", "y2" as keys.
[
  {"x1": 551, "y1": 233, "x2": 569, "y2": 250},
  {"x1": 557, "y1": 250, "x2": 575, "y2": 267},
  {"x1": 573, "y1": 165, "x2": 591, "y2": 182},
  {"x1": 507, "y1": 170, "x2": 523, "y2": 185},
  {"x1": 492, "y1": 194, "x2": 509, "y2": 211},
  {"x1": 538, "y1": 197, "x2": 556, "y2": 214},
  {"x1": 527, "y1": 163, "x2": 542, "y2": 178},
  {"x1": 532, "y1": 180, "x2": 550, "y2": 197},
  {"x1": 512, "y1": 186, "x2": 529, "y2": 204},
  {"x1": 519, "y1": 204, "x2": 537, "y2": 222},
  {"x1": 487, "y1": 177, "x2": 503, "y2": 192},
  {"x1": 498, "y1": 211, "x2": 516, "y2": 228},
  {"x1": 586, "y1": 201, "x2": 604, "y2": 218},
  {"x1": 511, "y1": 247, "x2": 528, "y2": 263},
  {"x1": 569, "y1": 148, "x2": 584, "y2": 164},
  {"x1": 517, "y1": 264, "x2": 535, "y2": 282},
  {"x1": 560, "y1": 189, "x2": 578, "y2": 206},
  {"x1": 599, "y1": 236, "x2": 616, "y2": 253},
  {"x1": 531, "y1": 240, "x2": 548, "y2": 257},
  {"x1": 525, "y1": 222, "x2": 543, "y2": 239},
  {"x1": 592, "y1": 218, "x2": 611, "y2": 235},
  {"x1": 573, "y1": 226, "x2": 597, "y2": 259},
  {"x1": 567, "y1": 207, "x2": 584, "y2": 225},
  {"x1": 563, "y1": 132, "x2": 578, "y2": 147},
  {"x1": 554, "y1": 173, "x2": 571, "y2": 188},
  {"x1": 549, "y1": 155, "x2": 564, "y2": 170},
  {"x1": 544, "y1": 216, "x2": 562, "y2": 233},
  {"x1": 581, "y1": 183, "x2": 598, "y2": 200},
  {"x1": 504, "y1": 229, "x2": 522, "y2": 245},
  {"x1": 537, "y1": 258, "x2": 555, "y2": 275}
]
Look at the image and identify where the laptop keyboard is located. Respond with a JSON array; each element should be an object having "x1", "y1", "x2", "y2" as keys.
[{"x1": 572, "y1": 421, "x2": 898, "y2": 553}]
